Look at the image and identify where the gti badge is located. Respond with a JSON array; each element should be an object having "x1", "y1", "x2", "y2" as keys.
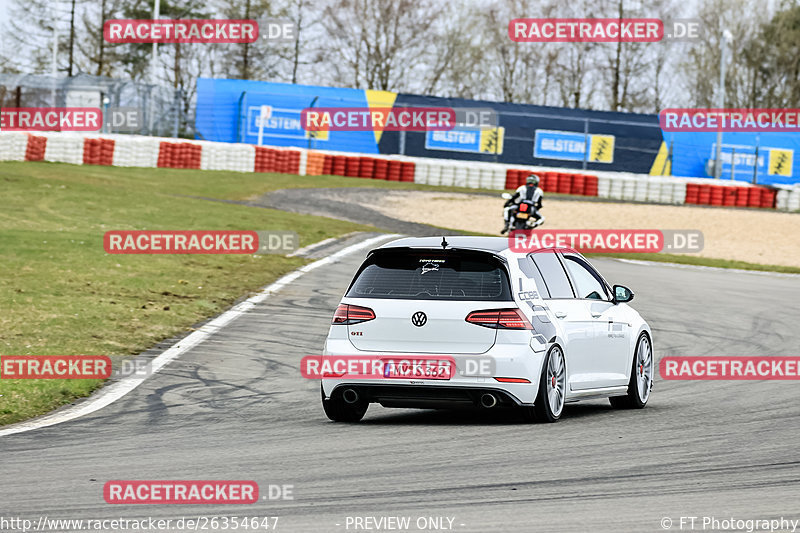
[{"x1": 411, "y1": 311, "x2": 427, "y2": 327}]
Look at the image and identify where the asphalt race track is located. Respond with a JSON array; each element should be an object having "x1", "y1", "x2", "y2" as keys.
[{"x1": 2, "y1": 221, "x2": 800, "y2": 531}]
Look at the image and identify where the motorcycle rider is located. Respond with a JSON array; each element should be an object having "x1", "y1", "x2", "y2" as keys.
[{"x1": 501, "y1": 173, "x2": 544, "y2": 234}]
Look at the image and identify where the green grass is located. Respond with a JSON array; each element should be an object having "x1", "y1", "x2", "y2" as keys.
[
  {"x1": 0, "y1": 161, "x2": 381, "y2": 426},
  {"x1": 0, "y1": 161, "x2": 493, "y2": 200}
]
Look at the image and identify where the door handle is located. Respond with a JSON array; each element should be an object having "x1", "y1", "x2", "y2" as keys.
[
  {"x1": 554, "y1": 311, "x2": 567, "y2": 319},
  {"x1": 591, "y1": 312, "x2": 602, "y2": 318}
]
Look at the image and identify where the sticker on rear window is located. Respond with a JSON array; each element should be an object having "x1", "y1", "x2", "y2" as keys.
[{"x1": 421, "y1": 262, "x2": 440, "y2": 274}]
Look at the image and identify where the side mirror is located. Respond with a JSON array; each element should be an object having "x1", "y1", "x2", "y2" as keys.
[
  {"x1": 612, "y1": 285, "x2": 634, "y2": 304},
  {"x1": 501, "y1": 192, "x2": 512, "y2": 200}
]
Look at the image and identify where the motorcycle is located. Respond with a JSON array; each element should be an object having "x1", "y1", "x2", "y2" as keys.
[{"x1": 501, "y1": 192, "x2": 545, "y2": 232}]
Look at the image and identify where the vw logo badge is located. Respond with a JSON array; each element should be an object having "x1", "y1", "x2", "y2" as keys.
[{"x1": 411, "y1": 311, "x2": 427, "y2": 327}]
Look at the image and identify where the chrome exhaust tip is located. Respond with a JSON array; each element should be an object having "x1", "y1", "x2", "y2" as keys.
[{"x1": 480, "y1": 393, "x2": 498, "y2": 408}]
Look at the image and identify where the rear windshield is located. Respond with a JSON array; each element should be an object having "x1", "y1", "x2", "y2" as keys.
[{"x1": 346, "y1": 249, "x2": 512, "y2": 301}]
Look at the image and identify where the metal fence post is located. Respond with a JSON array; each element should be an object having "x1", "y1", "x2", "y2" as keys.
[
  {"x1": 399, "y1": 105, "x2": 406, "y2": 156},
  {"x1": 172, "y1": 88, "x2": 181, "y2": 138},
  {"x1": 752, "y1": 136, "x2": 760, "y2": 185},
  {"x1": 582, "y1": 118, "x2": 589, "y2": 170}
]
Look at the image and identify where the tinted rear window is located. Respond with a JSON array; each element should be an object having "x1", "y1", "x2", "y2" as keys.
[{"x1": 347, "y1": 249, "x2": 512, "y2": 301}]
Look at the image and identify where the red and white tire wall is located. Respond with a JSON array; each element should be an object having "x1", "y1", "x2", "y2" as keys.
[{"x1": 1, "y1": 131, "x2": 798, "y2": 211}]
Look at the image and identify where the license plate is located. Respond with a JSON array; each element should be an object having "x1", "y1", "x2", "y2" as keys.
[
  {"x1": 516, "y1": 212, "x2": 529, "y2": 219},
  {"x1": 383, "y1": 360, "x2": 452, "y2": 380}
]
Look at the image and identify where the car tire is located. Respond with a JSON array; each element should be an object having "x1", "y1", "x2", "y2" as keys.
[
  {"x1": 609, "y1": 332, "x2": 653, "y2": 409},
  {"x1": 321, "y1": 385, "x2": 368, "y2": 422},
  {"x1": 522, "y1": 345, "x2": 566, "y2": 423}
]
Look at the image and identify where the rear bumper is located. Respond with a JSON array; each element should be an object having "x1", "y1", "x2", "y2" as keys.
[
  {"x1": 321, "y1": 338, "x2": 545, "y2": 405},
  {"x1": 328, "y1": 383, "x2": 524, "y2": 409}
]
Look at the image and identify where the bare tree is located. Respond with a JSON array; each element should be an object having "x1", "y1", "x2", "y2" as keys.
[
  {"x1": 651, "y1": 41, "x2": 671, "y2": 112},
  {"x1": 482, "y1": 1, "x2": 542, "y2": 103},
  {"x1": 320, "y1": 0, "x2": 444, "y2": 91},
  {"x1": 3, "y1": 0, "x2": 794, "y2": 121},
  {"x1": 546, "y1": 0, "x2": 601, "y2": 108},
  {"x1": 75, "y1": 0, "x2": 128, "y2": 77},
  {"x1": 552, "y1": 42, "x2": 598, "y2": 108},
  {"x1": 742, "y1": 3, "x2": 800, "y2": 107},
  {"x1": 413, "y1": 5, "x2": 490, "y2": 99},
  {"x1": 679, "y1": 0, "x2": 770, "y2": 107},
  {"x1": 215, "y1": 0, "x2": 274, "y2": 80},
  {"x1": 2, "y1": 0, "x2": 82, "y2": 74},
  {"x1": 238, "y1": 0, "x2": 325, "y2": 84},
  {"x1": 598, "y1": 0, "x2": 652, "y2": 111},
  {"x1": 422, "y1": 0, "x2": 563, "y2": 105}
]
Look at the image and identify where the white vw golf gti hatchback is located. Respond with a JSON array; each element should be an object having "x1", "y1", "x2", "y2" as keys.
[{"x1": 321, "y1": 236, "x2": 653, "y2": 423}]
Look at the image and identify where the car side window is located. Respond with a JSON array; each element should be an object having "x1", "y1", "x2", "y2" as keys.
[
  {"x1": 530, "y1": 252, "x2": 574, "y2": 299},
  {"x1": 562, "y1": 256, "x2": 609, "y2": 300},
  {"x1": 517, "y1": 258, "x2": 550, "y2": 298}
]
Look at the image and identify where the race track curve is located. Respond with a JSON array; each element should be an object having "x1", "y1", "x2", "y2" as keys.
[{"x1": 2, "y1": 231, "x2": 799, "y2": 532}]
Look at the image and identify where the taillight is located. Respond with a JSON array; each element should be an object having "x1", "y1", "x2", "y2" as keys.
[
  {"x1": 465, "y1": 308, "x2": 533, "y2": 330},
  {"x1": 332, "y1": 304, "x2": 375, "y2": 325},
  {"x1": 519, "y1": 202, "x2": 529, "y2": 212}
]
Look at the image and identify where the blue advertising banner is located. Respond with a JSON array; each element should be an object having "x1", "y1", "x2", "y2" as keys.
[
  {"x1": 382, "y1": 94, "x2": 651, "y2": 171},
  {"x1": 667, "y1": 130, "x2": 798, "y2": 185},
  {"x1": 426, "y1": 128, "x2": 481, "y2": 152},
  {"x1": 712, "y1": 143, "x2": 793, "y2": 181},
  {"x1": 195, "y1": 78, "x2": 663, "y2": 174},
  {"x1": 244, "y1": 104, "x2": 305, "y2": 141},
  {"x1": 424, "y1": 126, "x2": 504, "y2": 154},
  {"x1": 716, "y1": 144, "x2": 765, "y2": 179},
  {"x1": 533, "y1": 129, "x2": 615, "y2": 163},
  {"x1": 195, "y1": 78, "x2": 381, "y2": 153},
  {"x1": 534, "y1": 130, "x2": 587, "y2": 161}
]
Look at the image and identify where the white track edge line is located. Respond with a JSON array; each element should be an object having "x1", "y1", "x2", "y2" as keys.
[
  {"x1": 288, "y1": 232, "x2": 359, "y2": 257},
  {"x1": 288, "y1": 236, "x2": 338, "y2": 257},
  {"x1": 0, "y1": 233, "x2": 402, "y2": 437}
]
